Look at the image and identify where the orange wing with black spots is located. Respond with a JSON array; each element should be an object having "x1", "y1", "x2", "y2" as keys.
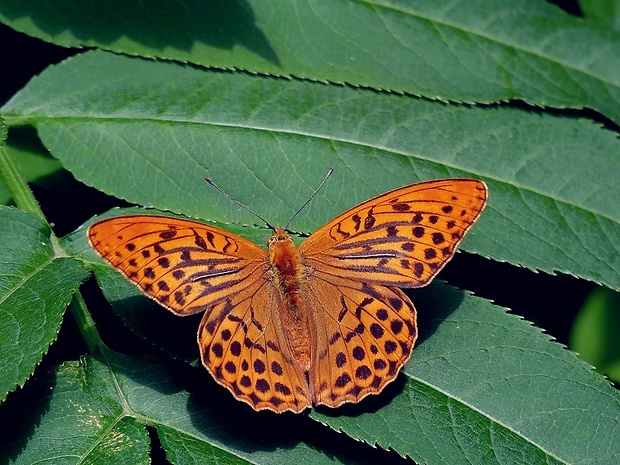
[
  {"x1": 197, "y1": 274, "x2": 312, "y2": 413},
  {"x1": 299, "y1": 179, "x2": 488, "y2": 287},
  {"x1": 88, "y1": 178, "x2": 487, "y2": 413},
  {"x1": 88, "y1": 215, "x2": 266, "y2": 315},
  {"x1": 298, "y1": 178, "x2": 486, "y2": 407},
  {"x1": 303, "y1": 276, "x2": 416, "y2": 408}
]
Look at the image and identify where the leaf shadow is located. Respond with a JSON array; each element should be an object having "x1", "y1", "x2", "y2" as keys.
[
  {"x1": 107, "y1": 293, "x2": 201, "y2": 363},
  {"x1": 3, "y1": 0, "x2": 280, "y2": 67},
  {"x1": 0, "y1": 367, "x2": 57, "y2": 462},
  {"x1": 184, "y1": 374, "x2": 409, "y2": 464},
  {"x1": 412, "y1": 280, "x2": 468, "y2": 346}
]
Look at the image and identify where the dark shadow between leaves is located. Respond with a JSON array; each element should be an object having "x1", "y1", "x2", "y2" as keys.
[
  {"x1": 2, "y1": 0, "x2": 280, "y2": 67},
  {"x1": 185, "y1": 372, "x2": 411, "y2": 464},
  {"x1": 0, "y1": 364, "x2": 58, "y2": 461}
]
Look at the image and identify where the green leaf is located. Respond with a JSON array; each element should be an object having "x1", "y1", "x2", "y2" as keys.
[
  {"x1": 1, "y1": 1, "x2": 619, "y2": 122},
  {"x1": 3, "y1": 50, "x2": 619, "y2": 290},
  {"x1": 0, "y1": 207, "x2": 88, "y2": 403},
  {"x1": 570, "y1": 287, "x2": 620, "y2": 382},
  {"x1": 579, "y1": 0, "x2": 620, "y2": 31},
  {"x1": 2, "y1": 352, "x2": 388, "y2": 464},
  {"x1": 313, "y1": 282, "x2": 620, "y2": 464}
]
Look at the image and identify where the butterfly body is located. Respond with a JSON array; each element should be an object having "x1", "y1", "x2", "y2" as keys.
[
  {"x1": 88, "y1": 178, "x2": 488, "y2": 413},
  {"x1": 268, "y1": 227, "x2": 312, "y2": 372}
]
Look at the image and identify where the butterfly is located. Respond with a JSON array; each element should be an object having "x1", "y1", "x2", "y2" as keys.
[{"x1": 88, "y1": 176, "x2": 488, "y2": 413}]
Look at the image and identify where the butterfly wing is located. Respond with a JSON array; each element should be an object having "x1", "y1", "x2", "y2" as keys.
[
  {"x1": 303, "y1": 275, "x2": 417, "y2": 408},
  {"x1": 299, "y1": 179, "x2": 488, "y2": 287},
  {"x1": 88, "y1": 215, "x2": 268, "y2": 315},
  {"x1": 299, "y1": 178, "x2": 485, "y2": 406},
  {"x1": 89, "y1": 214, "x2": 311, "y2": 412},
  {"x1": 198, "y1": 275, "x2": 312, "y2": 413}
]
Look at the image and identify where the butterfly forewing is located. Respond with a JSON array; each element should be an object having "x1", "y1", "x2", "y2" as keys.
[
  {"x1": 299, "y1": 179, "x2": 488, "y2": 287},
  {"x1": 88, "y1": 215, "x2": 267, "y2": 315}
]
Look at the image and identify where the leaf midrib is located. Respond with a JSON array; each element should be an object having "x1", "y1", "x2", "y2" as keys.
[{"x1": 33, "y1": 114, "x2": 617, "y2": 224}]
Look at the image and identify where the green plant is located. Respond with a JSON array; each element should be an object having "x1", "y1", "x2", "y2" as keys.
[{"x1": 1, "y1": 1, "x2": 619, "y2": 464}]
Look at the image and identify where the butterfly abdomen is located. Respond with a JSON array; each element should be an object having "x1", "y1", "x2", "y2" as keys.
[{"x1": 268, "y1": 228, "x2": 312, "y2": 371}]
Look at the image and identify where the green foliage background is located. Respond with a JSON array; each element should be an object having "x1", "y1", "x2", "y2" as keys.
[{"x1": 0, "y1": 1, "x2": 619, "y2": 464}]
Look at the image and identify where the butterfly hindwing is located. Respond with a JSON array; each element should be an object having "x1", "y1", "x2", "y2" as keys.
[
  {"x1": 303, "y1": 275, "x2": 417, "y2": 407},
  {"x1": 197, "y1": 274, "x2": 312, "y2": 413}
]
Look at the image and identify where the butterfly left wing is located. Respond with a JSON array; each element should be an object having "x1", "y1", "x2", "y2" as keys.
[
  {"x1": 88, "y1": 215, "x2": 268, "y2": 315},
  {"x1": 303, "y1": 274, "x2": 417, "y2": 408},
  {"x1": 299, "y1": 179, "x2": 488, "y2": 288}
]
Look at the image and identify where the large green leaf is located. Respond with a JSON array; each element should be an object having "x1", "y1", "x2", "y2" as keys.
[
  {"x1": 1, "y1": 0, "x2": 618, "y2": 122},
  {"x1": 3, "y1": 51, "x2": 619, "y2": 290},
  {"x1": 0, "y1": 207, "x2": 88, "y2": 403}
]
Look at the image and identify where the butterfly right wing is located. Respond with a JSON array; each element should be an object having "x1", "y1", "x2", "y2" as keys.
[
  {"x1": 198, "y1": 273, "x2": 312, "y2": 413},
  {"x1": 88, "y1": 215, "x2": 268, "y2": 315},
  {"x1": 299, "y1": 179, "x2": 488, "y2": 288}
]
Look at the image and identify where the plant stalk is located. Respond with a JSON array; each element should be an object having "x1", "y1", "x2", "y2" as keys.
[{"x1": 0, "y1": 142, "x2": 108, "y2": 356}]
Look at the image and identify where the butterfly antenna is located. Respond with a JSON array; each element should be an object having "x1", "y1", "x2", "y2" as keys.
[
  {"x1": 205, "y1": 176, "x2": 275, "y2": 230},
  {"x1": 285, "y1": 168, "x2": 333, "y2": 231}
]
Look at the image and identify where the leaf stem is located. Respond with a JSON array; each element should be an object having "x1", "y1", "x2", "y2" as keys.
[
  {"x1": 0, "y1": 145, "x2": 45, "y2": 220},
  {"x1": 68, "y1": 292, "x2": 107, "y2": 356},
  {"x1": 0, "y1": 141, "x2": 109, "y2": 356}
]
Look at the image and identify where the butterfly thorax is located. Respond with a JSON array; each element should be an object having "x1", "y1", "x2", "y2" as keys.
[{"x1": 268, "y1": 227, "x2": 311, "y2": 371}]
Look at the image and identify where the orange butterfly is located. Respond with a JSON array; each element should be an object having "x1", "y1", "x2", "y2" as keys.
[{"x1": 88, "y1": 177, "x2": 487, "y2": 413}]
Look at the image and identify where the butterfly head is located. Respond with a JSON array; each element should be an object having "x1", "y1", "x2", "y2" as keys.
[{"x1": 268, "y1": 227, "x2": 295, "y2": 248}]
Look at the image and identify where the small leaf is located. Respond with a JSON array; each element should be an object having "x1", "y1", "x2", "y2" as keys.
[
  {"x1": 579, "y1": 0, "x2": 620, "y2": 31},
  {"x1": 0, "y1": 207, "x2": 88, "y2": 402},
  {"x1": 570, "y1": 287, "x2": 620, "y2": 382}
]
